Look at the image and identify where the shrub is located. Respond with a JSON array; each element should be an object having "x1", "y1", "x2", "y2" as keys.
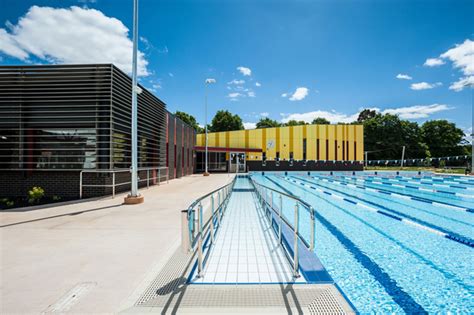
[
  {"x1": 52, "y1": 195, "x2": 61, "y2": 202},
  {"x1": 28, "y1": 186, "x2": 45, "y2": 204},
  {"x1": 439, "y1": 160, "x2": 446, "y2": 168},
  {"x1": 0, "y1": 198, "x2": 14, "y2": 208}
]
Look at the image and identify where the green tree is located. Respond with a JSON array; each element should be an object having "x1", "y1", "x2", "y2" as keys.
[
  {"x1": 421, "y1": 120, "x2": 467, "y2": 157},
  {"x1": 256, "y1": 117, "x2": 281, "y2": 129},
  {"x1": 363, "y1": 113, "x2": 427, "y2": 160},
  {"x1": 311, "y1": 117, "x2": 330, "y2": 125},
  {"x1": 209, "y1": 110, "x2": 244, "y2": 132},
  {"x1": 175, "y1": 111, "x2": 203, "y2": 132},
  {"x1": 285, "y1": 120, "x2": 307, "y2": 126},
  {"x1": 357, "y1": 109, "x2": 377, "y2": 123}
]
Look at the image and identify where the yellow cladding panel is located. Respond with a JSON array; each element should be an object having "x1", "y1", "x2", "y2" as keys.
[
  {"x1": 306, "y1": 125, "x2": 317, "y2": 160},
  {"x1": 229, "y1": 130, "x2": 245, "y2": 148},
  {"x1": 336, "y1": 125, "x2": 343, "y2": 161},
  {"x1": 264, "y1": 127, "x2": 276, "y2": 160},
  {"x1": 293, "y1": 125, "x2": 303, "y2": 160},
  {"x1": 317, "y1": 125, "x2": 325, "y2": 160},
  {"x1": 327, "y1": 125, "x2": 335, "y2": 160},
  {"x1": 280, "y1": 126, "x2": 290, "y2": 160},
  {"x1": 356, "y1": 125, "x2": 364, "y2": 160},
  {"x1": 196, "y1": 133, "x2": 204, "y2": 146}
]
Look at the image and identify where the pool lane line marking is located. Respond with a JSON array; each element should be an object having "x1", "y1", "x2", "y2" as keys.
[
  {"x1": 324, "y1": 175, "x2": 474, "y2": 212},
  {"x1": 263, "y1": 176, "x2": 429, "y2": 314},
  {"x1": 287, "y1": 175, "x2": 474, "y2": 248},
  {"x1": 346, "y1": 175, "x2": 474, "y2": 197},
  {"x1": 364, "y1": 175, "x2": 473, "y2": 190}
]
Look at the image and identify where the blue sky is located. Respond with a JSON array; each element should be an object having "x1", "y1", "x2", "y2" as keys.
[{"x1": 1, "y1": 0, "x2": 473, "y2": 134}]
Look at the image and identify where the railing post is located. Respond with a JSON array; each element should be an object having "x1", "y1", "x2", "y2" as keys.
[
  {"x1": 310, "y1": 206, "x2": 315, "y2": 251},
  {"x1": 293, "y1": 201, "x2": 300, "y2": 278},
  {"x1": 271, "y1": 191, "x2": 273, "y2": 209},
  {"x1": 181, "y1": 209, "x2": 191, "y2": 253},
  {"x1": 279, "y1": 194, "x2": 283, "y2": 244},
  {"x1": 147, "y1": 169, "x2": 150, "y2": 188},
  {"x1": 210, "y1": 195, "x2": 215, "y2": 244},
  {"x1": 198, "y1": 203, "x2": 204, "y2": 277},
  {"x1": 112, "y1": 172, "x2": 116, "y2": 198},
  {"x1": 158, "y1": 168, "x2": 161, "y2": 185},
  {"x1": 79, "y1": 171, "x2": 83, "y2": 199},
  {"x1": 217, "y1": 191, "x2": 221, "y2": 225}
]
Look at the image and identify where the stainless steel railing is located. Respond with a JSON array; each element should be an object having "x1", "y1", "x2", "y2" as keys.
[
  {"x1": 79, "y1": 166, "x2": 169, "y2": 199},
  {"x1": 250, "y1": 178, "x2": 315, "y2": 278},
  {"x1": 181, "y1": 176, "x2": 236, "y2": 277}
]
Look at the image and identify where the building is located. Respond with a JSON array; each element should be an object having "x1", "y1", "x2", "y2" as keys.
[
  {"x1": 0, "y1": 64, "x2": 195, "y2": 199},
  {"x1": 195, "y1": 124, "x2": 364, "y2": 172}
]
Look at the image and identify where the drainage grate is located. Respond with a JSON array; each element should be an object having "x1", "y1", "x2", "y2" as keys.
[
  {"x1": 135, "y1": 249, "x2": 194, "y2": 305},
  {"x1": 307, "y1": 287, "x2": 346, "y2": 314}
]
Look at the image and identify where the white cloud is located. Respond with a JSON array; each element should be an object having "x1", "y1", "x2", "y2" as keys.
[
  {"x1": 247, "y1": 91, "x2": 256, "y2": 97},
  {"x1": 260, "y1": 112, "x2": 269, "y2": 117},
  {"x1": 0, "y1": 29, "x2": 29, "y2": 59},
  {"x1": 243, "y1": 122, "x2": 256, "y2": 129},
  {"x1": 424, "y1": 58, "x2": 445, "y2": 67},
  {"x1": 227, "y1": 79, "x2": 245, "y2": 85},
  {"x1": 255, "y1": 82, "x2": 261, "y2": 87},
  {"x1": 396, "y1": 73, "x2": 412, "y2": 80},
  {"x1": 0, "y1": 6, "x2": 149, "y2": 76},
  {"x1": 381, "y1": 104, "x2": 451, "y2": 119},
  {"x1": 237, "y1": 66, "x2": 251, "y2": 76},
  {"x1": 280, "y1": 104, "x2": 452, "y2": 124},
  {"x1": 281, "y1": 93, "x2": 288, "y2": 97},
  {"x1": 205, "y1": 78, "x2": 216, "y2": 84},
  {"x1": 228, "y1": 92, "x2": 242, "y2": 98},
  {"x1": 449, "y1": 76, "x2": 474, "y2": 91},
  {"x1": 410, "y1": 82, "x2": 442, "y2": 90},
  {"x1": 440, "y1": 39, "x2": 474, "y2": 75},
  {"x1": 289, "y1": 87, "x2": 309, "y2": 101},
  {"x1": 168, "y1": 72, "x2": 174, "y2": 77},
  {"x1": 281, "y1": 110, "x2": 358, "y2": 124}
]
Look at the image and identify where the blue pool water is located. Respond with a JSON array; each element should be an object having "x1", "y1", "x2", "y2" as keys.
[{"x1": 250, "y1": 171, "x2": 474, "y2": 314}]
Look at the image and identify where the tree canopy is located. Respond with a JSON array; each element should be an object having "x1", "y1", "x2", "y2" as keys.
[
  {"x1": 209, "y1": 110, "x2": 244, "y2": 132},
  {"x1": 256, "y1": 117, "x2": 281, "y2": 129},
  {"x1": 174, "y1": 111, "x2": 202, "y2": 132},
  {"x1": 421, "y1": 120, "x2": 467, "y2": 157},
  {"x1": 311, "y1": 117, "x2": 330, "y2": 125},
  {"x1": 284, "y1": 120, "x2": 307, "y2": 126}
]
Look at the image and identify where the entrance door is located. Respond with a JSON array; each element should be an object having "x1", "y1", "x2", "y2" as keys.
[{"x1": 229, "y1": 152, "x2": 246, "y2": 173}]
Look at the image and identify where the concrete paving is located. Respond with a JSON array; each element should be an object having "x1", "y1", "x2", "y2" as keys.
[{"x1": 0, "y1": 173, "x2": 233, "y2": 314}]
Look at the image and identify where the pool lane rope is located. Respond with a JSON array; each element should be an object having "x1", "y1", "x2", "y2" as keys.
[
  {"x1": 314, "y1": 175, "x2": 474, "y2": 213},
  {"x1": 343, "y1": 175, "x2": 474, "y2": 199},
  {"x1": 280, "y1": 175, "x2": 474, "y2": 248},
  {"x1": 348, "y1": 175, "x2": 474, "y2": 197}
]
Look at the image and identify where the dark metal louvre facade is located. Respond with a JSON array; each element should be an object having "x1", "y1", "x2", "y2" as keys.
[
  {"x1": 0, "y1": 64, "x2": 113, "y2": 170},
  {"x1": 0, "y1": 64, "x2": 190, "y2": 199},
  {"x1": 0, "y1": 64, "x2": 166, "y2": 171},
  {"x1": 166, "y1": 112, "x2": 195, "y2": 179}
]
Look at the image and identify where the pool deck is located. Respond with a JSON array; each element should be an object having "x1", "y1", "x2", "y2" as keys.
[{"x1": 0, "y1": 173, "x2": 233, "y2": 314}]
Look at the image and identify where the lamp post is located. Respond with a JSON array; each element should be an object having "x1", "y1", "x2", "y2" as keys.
[
  {"x1": 204, "y1": 78, "x2": 216, "y2": 176},
  {"x1": 124, "y1": 0, "x2": 144, "y2": 204}
]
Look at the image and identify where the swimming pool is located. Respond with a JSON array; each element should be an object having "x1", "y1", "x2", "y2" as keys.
[{"x1": 250, "y1": 171, "x2": 474, "y2": 314}]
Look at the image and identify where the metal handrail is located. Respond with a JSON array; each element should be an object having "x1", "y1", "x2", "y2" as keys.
[
  {"x1": 182, "y1": 176, "x2": 237, "y2": 278},
  {"x1": 79, "y1": 166, "x2": 169, "y2": 198},
  {"x1": 250, "y1": 178, "x2": 315, "y2": 278}
]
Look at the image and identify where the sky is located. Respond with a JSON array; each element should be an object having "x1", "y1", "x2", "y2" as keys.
[{"x1": 0, "y1": 0, "x2": 473, "y2": 136}]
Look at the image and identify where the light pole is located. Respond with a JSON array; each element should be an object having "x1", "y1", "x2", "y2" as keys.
[
  {"x1": 204, "y1": 78, "x2": 216, "y2": 176},
  {"x1": 125, "y1": 0, "x2": 143, "y2": 204}
]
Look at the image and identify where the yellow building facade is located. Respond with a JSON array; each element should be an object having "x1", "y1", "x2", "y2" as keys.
[{"x1": 195, "y1": 124, "x2": 364, "y2": 172}]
